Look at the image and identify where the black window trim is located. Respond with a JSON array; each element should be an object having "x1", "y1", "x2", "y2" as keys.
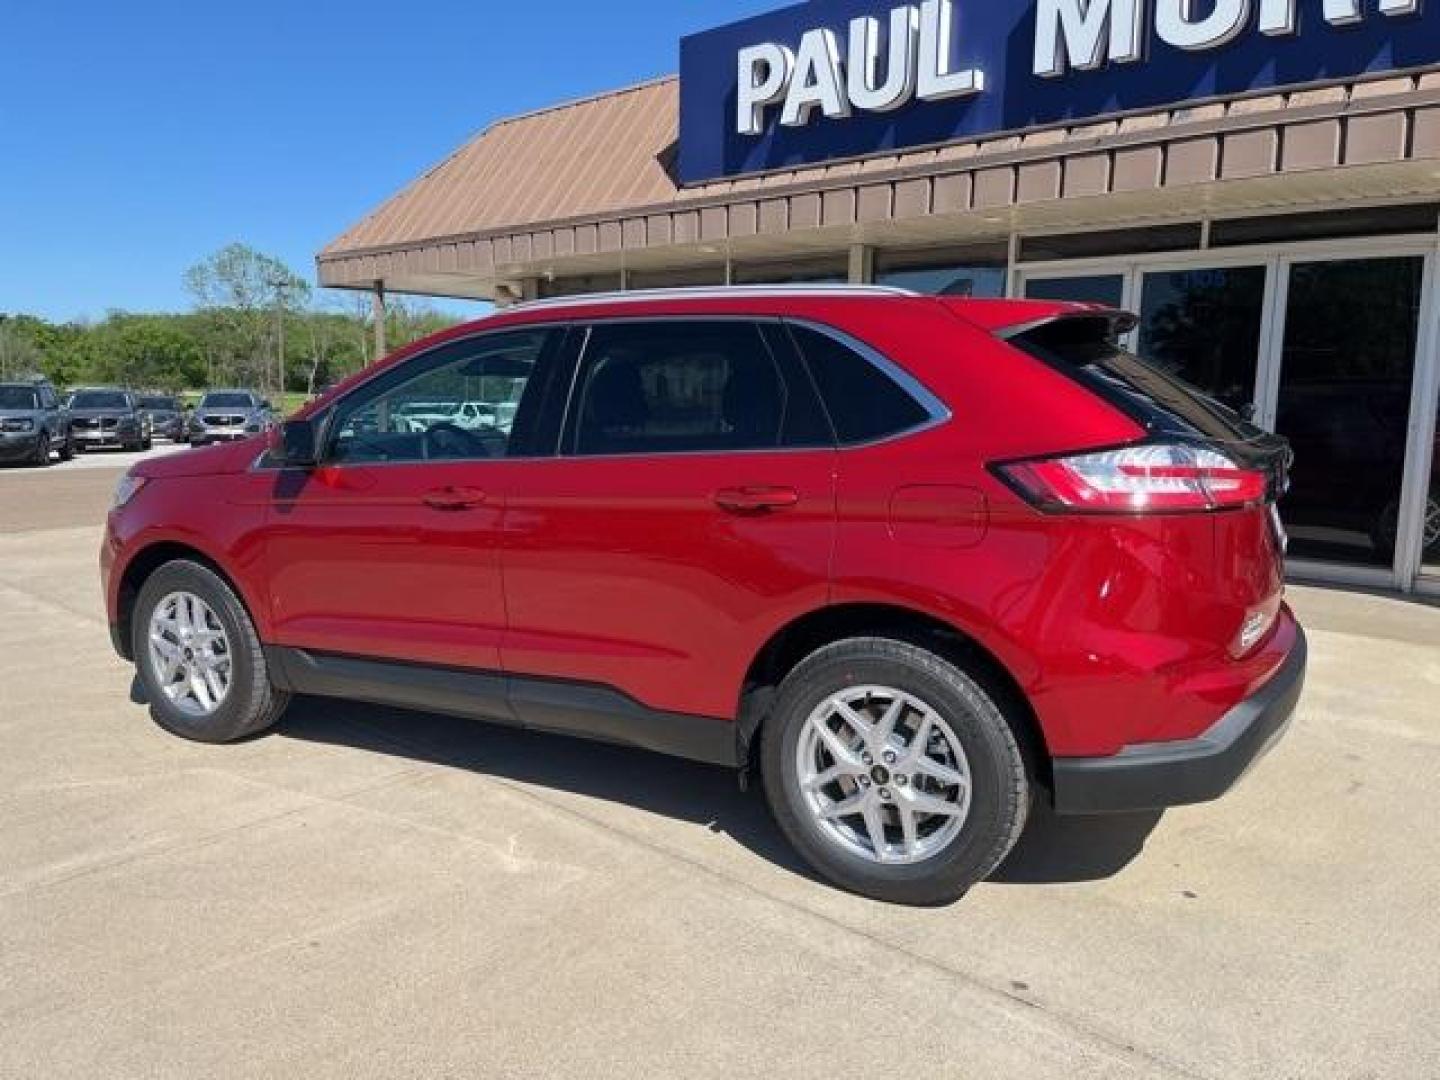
[
  {"x1": 556, "y1": 315, "x2": 835, "y2": 461},
  {"x1": 783, "y1": 318, "x2": 952, "y2": 449}
]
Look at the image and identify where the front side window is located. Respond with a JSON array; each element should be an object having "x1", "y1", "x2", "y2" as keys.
[
  {"x1": 329, "y1": 330, "x2": 552, "y2": 464},
  {"x1": 568, "y1": 321, "x2": 822, "y2": 457}
]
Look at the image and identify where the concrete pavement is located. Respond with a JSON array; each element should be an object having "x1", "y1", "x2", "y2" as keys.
[{"x1": 1, "y1": 463, "x2": 1437, "y2": 1078}]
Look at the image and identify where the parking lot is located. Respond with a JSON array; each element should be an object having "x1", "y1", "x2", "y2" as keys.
[{"x1": 1, "y1": 459, "x2": 1437, "y2": 1079}]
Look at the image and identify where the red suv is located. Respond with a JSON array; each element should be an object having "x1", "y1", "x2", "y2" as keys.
[{"x1": 101, "y1": 287, "x2": 1306, "y2": 905}]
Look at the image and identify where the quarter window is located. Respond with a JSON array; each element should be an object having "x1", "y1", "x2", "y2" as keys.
[
  {"x1": 788, "y1": 324, "x2": 934, "y2": 445},
  {"x1": 329, "y1": 331, "x2": 552, "y2": 464},
  {"x1": 569, "y1": 321, "x2": 824, "y2": 456}
]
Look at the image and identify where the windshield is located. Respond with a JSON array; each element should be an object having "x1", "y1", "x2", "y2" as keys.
[
  {"x1": 70, "y1": 391, "x2": 130, "y2": 411},
  {"x1": 138, "y1": 397, "x2": 178, "y2": 410},
  {"x1": 0, "y1": 387, "x2": 39, "y2": 410},
  {"x1": 201, "y1": 393, "x2": 255, "y2": 409}
]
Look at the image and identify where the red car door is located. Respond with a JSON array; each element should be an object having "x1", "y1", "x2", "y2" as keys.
[
  {"x1": 498, "y1": 319, "x2": 837, "y2": 730},
  {"x1": 263, "y1": 327, "x2": 566, "y2": 673}
]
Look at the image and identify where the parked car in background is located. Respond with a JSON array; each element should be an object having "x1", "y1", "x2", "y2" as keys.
[
  {"x1": 188, "y1": 391, "x2": 275, "y2": 447},
  {"x1": 137, "y1": 395, "x2": 186, "y2": 442},
  {"x1": 0, "y1": 378, "x2": 74, "y2": 466},
  {"x1": 102, "y1": 287, "x2": 1307, "y2": 905},
  {"x1": 68, "y1": 388, "x2": 150, "y2": 452}
]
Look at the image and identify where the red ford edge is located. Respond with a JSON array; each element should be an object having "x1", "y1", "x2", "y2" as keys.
[{"x1": 101, "y1": 287, "x2": 1306, "y2": 905}]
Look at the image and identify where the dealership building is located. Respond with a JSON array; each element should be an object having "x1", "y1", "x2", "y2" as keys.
[{"x1": 318, "y1": 0, "x2": 1440, "y2": 593}]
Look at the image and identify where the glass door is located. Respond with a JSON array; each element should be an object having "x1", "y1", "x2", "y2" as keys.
[
  {"x1": 1421, "y1": 384, "x2": 1440, "y2": 577},
  {"x1": 1134, "y1": 265, "x2": 1268, "y2": 417},
  {"x1": 1272, "y1": 256, "x2": 1426, "y2": 569}
]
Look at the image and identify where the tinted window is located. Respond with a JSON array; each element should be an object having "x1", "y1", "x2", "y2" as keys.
[
  {"x1": 569, "y1": 321, "x2": 816, "y2": 457},
  {"x1": 0, "y1": 387, "x2": 39, "y2": 409},
  {"x1": 1010, "y1": 316, "x2": 1266, "y2": 445},
  {"x1": 70, "y1": 391, "x2": 129, "y2": 410},
  {"x1": 139, "y1": 396, "x2": 178, "y2": 410},
  {"x1": 330, "y1": 330, "x2": 552, "y2": 464},
  {"x1": 787, "y1": 324, "x2": 933, "y2": 445},
  {"x1": 200, "y1": 393, "x2": 256, "y2": 410}
]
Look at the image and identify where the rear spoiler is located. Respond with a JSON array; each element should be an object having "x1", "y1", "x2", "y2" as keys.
[{"x1": 994, "y1": 308, "x2": 1139, "y2": 342}]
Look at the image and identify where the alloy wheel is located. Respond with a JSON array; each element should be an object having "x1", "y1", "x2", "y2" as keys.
[
  {"x1": 795, "y1": 685, "x2": 972, "y2": 865},
  {"x1": 147, "y1": 591, "x2": 234, "y2": 718}
]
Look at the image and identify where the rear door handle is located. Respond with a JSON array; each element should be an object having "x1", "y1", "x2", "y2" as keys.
[
  {"x1": 422, "y1": 486, "x2": 489, "y2": 511},
  {"x1": 713, "y1": 486, "x2": 800, "y2": 514}
]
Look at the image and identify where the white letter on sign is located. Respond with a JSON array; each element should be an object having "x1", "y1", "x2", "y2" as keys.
[
  {"x1": 848, "y1": 7, "x2": 921, "y2": 113},
  {"x1": 918, "y1": 0, "x2": 985, "y2": 100},
  {"x1": 1033, "y1": 0, "x2": 1145, "y2": 79},
  {"x1": 1156, "y1": 0, "x2": 1251, "y2": 50},
  {"x1": 781, "y1": 28, "x2": 851, "y2": 127},
  {"x1": 1258, "y1": 0, "x2": 1418, "y2": 35},
  {"x1": 738, "y1": 43, "x2": 795, "y2": 136}
]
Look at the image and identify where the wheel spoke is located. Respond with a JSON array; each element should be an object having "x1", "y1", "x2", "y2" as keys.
[
  {"x1": 873, "y1": 697, "x2": 904, "y2": 748},
  {"x1": 802, "y1": 765, "x2": 849, "y2": 793},
  {"x1": 149, "y1": 591, "x2": 233, "y2": 718},
  {"x1": 897, "y1": 804, "x2": 919, "y2": 858},
  {"x1": 832, "y1": 699, "x2": 874, "y2": 740},
  {"x1": 898, "y1": 788, "x2": 964, "y2": 818},
  {"x1": 809, "y1": 713, "x2": 864, "y2": 770},
  {"x1": 818, "y1": 790, "x2": 867, "y2": 821},
  {"x1": 911, "y1": 755, "x2": 967, "y2": 789},
  {"x1": 861, "y1": 801, "x2": 889, "y2": 861}
]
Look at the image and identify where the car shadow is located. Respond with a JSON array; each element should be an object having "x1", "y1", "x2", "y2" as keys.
[{"x1": 268, "y1": 694, "x2": 1160, "y2": 890}]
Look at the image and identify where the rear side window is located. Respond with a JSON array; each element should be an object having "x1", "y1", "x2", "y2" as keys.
[
  {"x1": 568, "y1": 321, "x2": 826, "y2": 456},
  {"x1": 787, "y1": 324, "x2": 934, "y2": 445}
]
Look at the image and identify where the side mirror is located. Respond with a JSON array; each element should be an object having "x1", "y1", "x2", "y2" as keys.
[{"x1": 280, "y1": 418, "x2": 321, "y2": 467}]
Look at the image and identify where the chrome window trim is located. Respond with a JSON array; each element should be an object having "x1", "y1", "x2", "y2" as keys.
[{"x1": 785, "y1": 318, "x2": 954, "y2": 448}]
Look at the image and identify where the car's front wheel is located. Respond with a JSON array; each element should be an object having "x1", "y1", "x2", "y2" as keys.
[
  {"x1": 762, "y1": 638, "x2": 1030, "y2": 906},
  {"x1": 29, "y1": 433, "x2": 51, "y2": 467},
  {"x1": 133, "y1": 560, "x2": 290, "y2": 743}
]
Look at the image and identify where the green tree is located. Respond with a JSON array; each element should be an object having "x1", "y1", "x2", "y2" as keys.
[{"x1": 185, "y1": 244, "x2": 311, "y2": 395}]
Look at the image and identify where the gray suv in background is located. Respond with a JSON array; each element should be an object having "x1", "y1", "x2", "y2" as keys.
[
  {"x1": 0, "y1": 379, "x2": 73, "y2": 466},
  {"x1": 188, "y1": 390, "x2": 275, "y2": 447},
  {"x1": 68, "y1": 389, "x2": 151, "y2": 452}
]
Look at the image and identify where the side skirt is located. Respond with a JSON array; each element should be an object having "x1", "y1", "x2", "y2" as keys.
[{"x1": 265, "y1": 647, "x2": 740, "y2": 768}]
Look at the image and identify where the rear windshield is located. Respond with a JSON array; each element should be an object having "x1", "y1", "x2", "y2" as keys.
[
  {"x1": 201, "y1": 393, "x2": 255, "y2": 409},
  {"x1": 138, "y1": 396, "x2": 178, "y2": 410},
  {"x1": 0, "y1": 387, "x2": 39, "y2": 409},
  {"x1": 70, "y1": 391, "x2": 129, "y2": 410},
  {"x1": 1008, "y1": 316, "x2": 1266, "y2": 444}
]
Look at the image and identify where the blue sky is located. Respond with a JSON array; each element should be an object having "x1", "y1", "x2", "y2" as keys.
[{"x1": 0, "y1": 0, "x2": 779, "y2": 322}]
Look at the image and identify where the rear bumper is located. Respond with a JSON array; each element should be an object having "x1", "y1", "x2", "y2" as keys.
[{"x1": 1051, "y1": 626, "x2": 1307, "y2": 814}]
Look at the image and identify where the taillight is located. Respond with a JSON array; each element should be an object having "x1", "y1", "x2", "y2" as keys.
[{"x1": 996, "y1": 442, "x2": 1268, "y2": 514}]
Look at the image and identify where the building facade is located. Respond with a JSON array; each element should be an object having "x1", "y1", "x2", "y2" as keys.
[{"x1": 318, "y1": 0, "x2": 1440, "y2": 593}]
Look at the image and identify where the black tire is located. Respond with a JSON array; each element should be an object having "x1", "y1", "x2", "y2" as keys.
[
  {"x1": 762, "y1": 638, "x2": 1030, "y2": 906},
  {"x1": 132, "y1": 560, "x2": 290, "y2": 743},
  {"x1": 30, "y1": 433, "x2": 51, "y2": 467},
  {"x1": 142, "y1": 436, "x2": 153, "y2": 451},
  {"x1": 58, "y1": 435, "x2": 74, "y2": 462}
]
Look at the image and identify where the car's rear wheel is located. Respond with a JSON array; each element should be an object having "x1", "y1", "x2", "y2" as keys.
[
  {"x1": 133, "y1": 560, "x2": 290, "y2": 743},
  {"x1": 762, "y1": 638, "x2": 1030, "y2": 906},
  {"x1": 29, "y1": 433, "x2": 51, "y2": 467},
  {"x1": 57, "y1": 435, "x2": 74, "y2": 461}
]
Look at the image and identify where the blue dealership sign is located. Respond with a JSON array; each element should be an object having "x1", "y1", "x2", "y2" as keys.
[{"x1": 678, "y1": 0, "x2": 1439, "y2": 185}]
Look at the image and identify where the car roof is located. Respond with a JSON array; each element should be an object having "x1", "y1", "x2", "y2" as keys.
[{"x1": 299, "y1": 287, "x2": 1123, "y2": 418}]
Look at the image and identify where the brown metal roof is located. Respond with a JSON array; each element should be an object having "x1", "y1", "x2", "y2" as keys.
[{"x1": 322, "y1": 78, "x2": 684, "y2": 257}]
